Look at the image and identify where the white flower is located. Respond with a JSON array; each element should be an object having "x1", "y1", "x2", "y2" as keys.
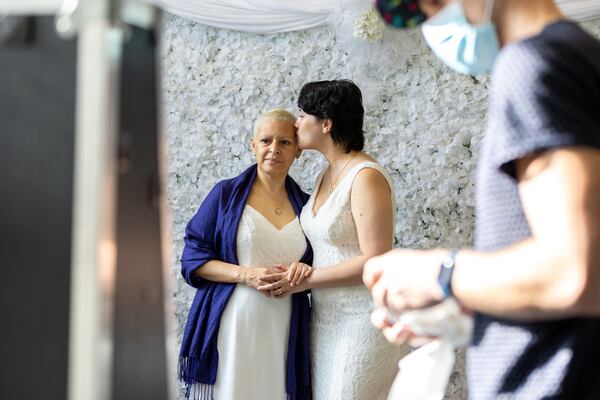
[{"x1": 352, "y1": 8, "x2": 385, "y2": 42}]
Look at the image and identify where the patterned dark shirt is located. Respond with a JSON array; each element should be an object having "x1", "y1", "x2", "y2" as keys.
[{"x1": 470, "y1": 21, "x2": 600, "y2": 399}]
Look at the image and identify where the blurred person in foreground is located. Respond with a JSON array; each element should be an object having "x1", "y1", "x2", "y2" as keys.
[{"x1": 366, "y1": 0, "x2": 600, "y2": 398}]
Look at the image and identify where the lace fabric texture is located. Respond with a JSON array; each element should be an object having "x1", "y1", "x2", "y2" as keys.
[
  {"x1": 300, "y1": 161, "x2": 410, "y2": 400},
  {"x1": 200, "y1": 205, "x2": 307, "y2": 400}
]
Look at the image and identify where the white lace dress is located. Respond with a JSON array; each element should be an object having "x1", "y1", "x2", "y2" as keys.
[
  {"x1": 209, "y1": 205, "x2": 307, "y2": 400},
  {"x1": 300, "y1": 161, "x2": 410, "y2": 400}
]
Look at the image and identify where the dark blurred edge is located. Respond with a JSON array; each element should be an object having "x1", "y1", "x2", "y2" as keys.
[
  {"x1": 0, "y1": 16, "x2": 75, "y2": 400},
  {"x1": 112, "y1": 25, "x2": 168, "y2": 400},
  {"x1": 0, "y1": 16, "x2": 168, "y2": 400}
]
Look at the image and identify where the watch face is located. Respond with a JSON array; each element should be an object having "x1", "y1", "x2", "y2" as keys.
[
  {"x1": 375, "y1": 0, "x2": 427, "y2": 29},
  {"x1": 442, "y1": 256, "x2": 455, "y2": 269},
  {"x1": 439, "y1": 251, "x2": 457, "y2": 297}
]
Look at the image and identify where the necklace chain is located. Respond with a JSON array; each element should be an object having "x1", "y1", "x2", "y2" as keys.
[
  {"x1": 329, "y1": 152, "x2": 358, "y2": 193},
  {"x1": 257, "y1": 182, "x2": 285, "y2": 215}
]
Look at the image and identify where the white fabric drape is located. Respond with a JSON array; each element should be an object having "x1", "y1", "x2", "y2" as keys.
[
  {"x1": 145, "y1": 0, "x2": 600, "y2": 34},
  {"x1": 147, "y1": 0, "x2": 336, "y2": 33},
  {"x1": 556, "y1": 0, "x2": 600, "y2": 22}
]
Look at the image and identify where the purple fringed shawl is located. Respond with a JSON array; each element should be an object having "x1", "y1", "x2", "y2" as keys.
[{"x1": 179, "y1": 164, "x2": 313, "y2": 400}]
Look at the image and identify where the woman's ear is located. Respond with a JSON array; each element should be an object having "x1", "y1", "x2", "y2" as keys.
[
  {"x1": 296, "y1": 148, "x2": 303, "y2": 159},
  {"x1": 250, "y1": 137, "x2": 257, "y2": 155},
  {"x1": 322, "y1": 118, "x2": 333, "y2": 135}
]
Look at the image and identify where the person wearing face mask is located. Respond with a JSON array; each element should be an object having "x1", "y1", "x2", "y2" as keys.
[{"x1": 365, "y1": 0, "x2": 600, "y2": 398}]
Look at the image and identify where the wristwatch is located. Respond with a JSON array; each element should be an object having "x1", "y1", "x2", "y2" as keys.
[{"x1": 438, "y1": 250, "x2": 458, "y2": 298}]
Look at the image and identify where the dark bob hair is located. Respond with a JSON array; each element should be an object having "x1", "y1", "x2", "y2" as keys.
[{"x1": 297, "y1": 79, "x2": 365, "y2": 153}]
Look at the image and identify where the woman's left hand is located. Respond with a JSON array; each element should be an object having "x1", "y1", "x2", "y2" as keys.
[{"x1": 283, "y1": 262, "x2": 313, "y2": 287}]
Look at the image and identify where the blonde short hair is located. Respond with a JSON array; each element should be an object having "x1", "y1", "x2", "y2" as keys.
[{"x1": 253, "y1": 108, "x2": 297, "y2": 137}]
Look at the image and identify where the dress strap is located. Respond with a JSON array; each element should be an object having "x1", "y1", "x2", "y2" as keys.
[
  {"x1": 332, "y1": 161, "x2": 396, "y2": 211},
  {"x1": 340, "y1": 161, "x2": 394, "y2": 192}
]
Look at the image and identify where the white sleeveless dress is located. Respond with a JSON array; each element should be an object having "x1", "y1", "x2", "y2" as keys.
[
  {"x1": 300, "y1": 161, "x2": 410, "y2": 400},
  {"x1": 207, "y1": 205, "x2": 307, "y2": 400}
]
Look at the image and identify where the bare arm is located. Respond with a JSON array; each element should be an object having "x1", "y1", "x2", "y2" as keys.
[
  {"x1": 193, "y1": 260, "x2": 271, "y2": 289},
  {"x1": 307, "y1": 168, "x2": 395, "y2": 289},
  {"x1": 452, "y1": 147, "x2": 600, "y2": 319},
  {"x1": 365, "y1": 147, "x2": 600, "y2": 344}
]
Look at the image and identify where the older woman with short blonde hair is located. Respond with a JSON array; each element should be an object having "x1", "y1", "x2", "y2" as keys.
[{"x1": 178, "y1": 109, "x2": 313, "y2": 400}]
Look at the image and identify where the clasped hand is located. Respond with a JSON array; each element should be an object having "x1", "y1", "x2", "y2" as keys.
[{"x1": 255, "y1": 262, "x2": 313, "y2": 298}]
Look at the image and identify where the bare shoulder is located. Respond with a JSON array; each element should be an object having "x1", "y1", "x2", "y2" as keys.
[
  {"x1": 350, "y1": 162, "x2": 394, "y2": 221},
  {"x1": 352, "y1": 167, "x2": 391, "y2": 198}
]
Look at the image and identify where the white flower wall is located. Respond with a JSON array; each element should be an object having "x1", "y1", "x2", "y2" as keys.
[{"x1": 160, "y1": 13, "x2": 600, "y2": 399}]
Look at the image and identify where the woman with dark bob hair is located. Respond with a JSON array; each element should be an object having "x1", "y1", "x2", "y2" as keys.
[{"x1": 258, "y1": 81, "x2": 409, "y2": 399}]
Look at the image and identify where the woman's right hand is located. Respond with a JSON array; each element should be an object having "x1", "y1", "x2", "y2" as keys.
[
  {"x1": 256, "y1": 262, "x2": 313, "y2": 297},
  {"x1": 241, "y1": 267, "x2": 270, "y2": 290},
  {"x1": 241, "y1": 267, "x2": 287, "y2": 297}
]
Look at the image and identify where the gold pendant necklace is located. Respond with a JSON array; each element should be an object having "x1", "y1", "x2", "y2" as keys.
[
  {"x1": 273, "y1": 191, "x2": 284, "y2": 215},
  {"x1": 329, "y1": 152, "x2": 358, "y2": 193},
  {"x1": 257, "y1": 181, "x2": 285, "y2": 215}
]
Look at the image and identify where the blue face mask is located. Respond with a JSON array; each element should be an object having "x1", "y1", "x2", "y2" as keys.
[{"x1": 421, "y1": 0, "x2": 500, "y2": 75}]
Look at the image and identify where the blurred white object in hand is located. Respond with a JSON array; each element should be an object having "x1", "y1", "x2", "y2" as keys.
[{"x1": 387, "y1": 299, "x2": 473, "y2": 400}]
